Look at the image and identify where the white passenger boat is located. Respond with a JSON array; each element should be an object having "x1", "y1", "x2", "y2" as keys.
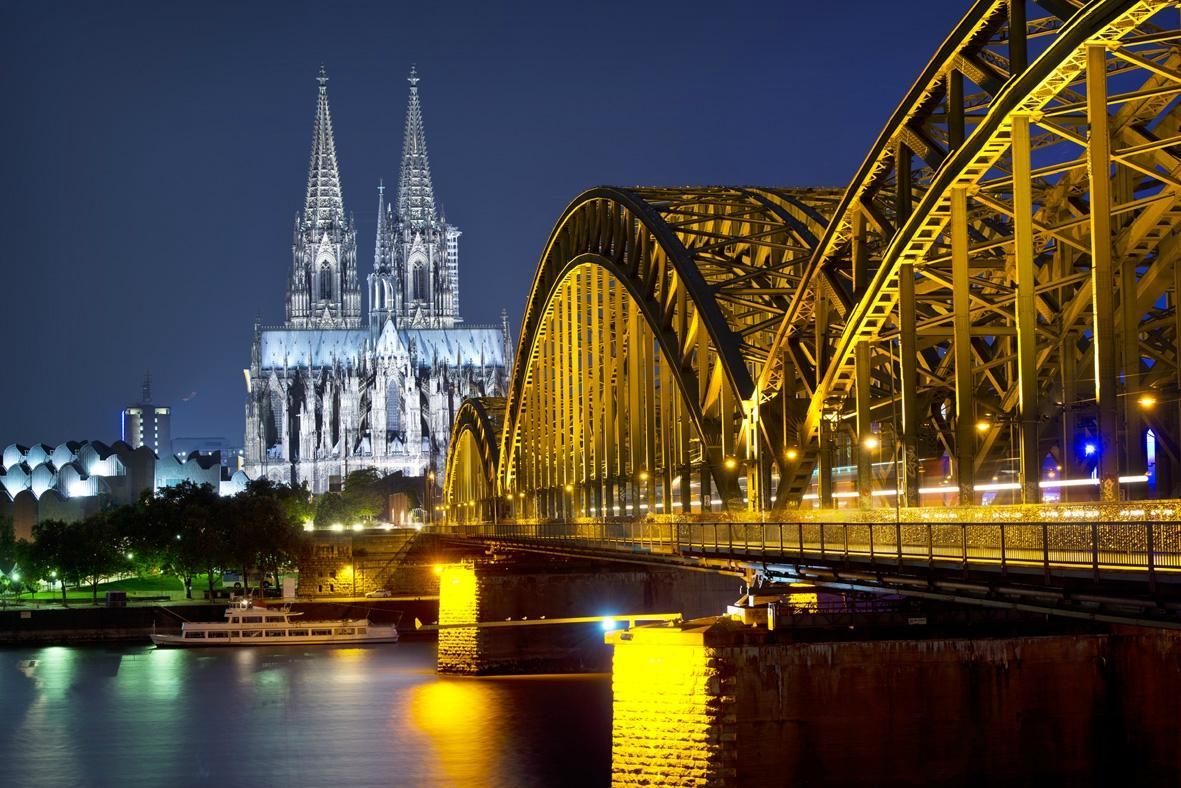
[{"x1": 151, "y1": 597, "x2": 398, "y2": 647}]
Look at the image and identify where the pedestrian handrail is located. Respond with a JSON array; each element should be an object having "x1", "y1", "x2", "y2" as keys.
[{"x1": 429, "y1": 518, "x2": 1181, "y2": 584}]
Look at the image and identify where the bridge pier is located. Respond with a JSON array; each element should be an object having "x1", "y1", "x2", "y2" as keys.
[
  {"x1": 607, "y1": 613, "x2": 1181, "y2": 786},
  {"x1": 435, "y1": 555, "x2": 740, "y2": 675}
]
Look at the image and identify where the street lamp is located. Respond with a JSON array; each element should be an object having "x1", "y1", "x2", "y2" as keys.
[
  {"x1": 1137, "y1": 393, "x2": 1157, "y2": 409},
  {"x1": 425, "y1": 470, "x2": 437, "y2": 526},
  {"x1": 785, "y1": 447, "x2": 799, "y2": 461}
]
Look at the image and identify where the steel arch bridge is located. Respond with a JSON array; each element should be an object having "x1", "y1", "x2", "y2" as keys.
[{"x1": 446, "y1": 0, "x2": 1181, "y2": 527}]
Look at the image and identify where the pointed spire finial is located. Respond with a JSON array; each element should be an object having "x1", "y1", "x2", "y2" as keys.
[
  {"x1": 378, "y1": 178, "x2": 384, "y2": 197},
  {"x1": 304, "y1": 65, "x2": 344, "y2": 230},
  {"x1": 398, "y1": 64, "x2": 436, "y2": 225}
]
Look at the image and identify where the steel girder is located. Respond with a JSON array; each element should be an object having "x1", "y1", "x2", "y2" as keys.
[
  {"x1": 762, "y1": 0, "x2": 1181, "y2": 509},
  {"x1": 493, "y1": 187, "x2": 838, "y2": 516},
  {"x1": 447, "y1": 0, "x2": 1181, "y2": 520},
  {"x1": 443, "y1": 397, "x2": 506, "y2": 522}
]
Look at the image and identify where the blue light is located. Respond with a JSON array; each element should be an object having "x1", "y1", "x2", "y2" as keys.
[
  {"x1": 1084, "y1": 443, "x2": 1096, "y2": 457},
  {"x1": 600, "y1": 616, "x2": 618, "y2": 632}
]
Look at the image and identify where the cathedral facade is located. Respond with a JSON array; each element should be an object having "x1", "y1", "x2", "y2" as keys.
[{"x1": 244, "y1": 68, "x2": 511, "y2": 493}]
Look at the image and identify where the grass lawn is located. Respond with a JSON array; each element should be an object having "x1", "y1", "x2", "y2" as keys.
[{"x1": 15, "y1": 573, "x2": 225, "y2": 602}]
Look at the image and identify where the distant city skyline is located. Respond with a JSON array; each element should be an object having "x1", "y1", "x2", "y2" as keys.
[{"x1": 0, "y1": 0, "x2": 965, "y2": 446}]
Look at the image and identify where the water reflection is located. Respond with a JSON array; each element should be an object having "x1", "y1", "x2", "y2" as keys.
[
  {"x1": 408, "y1": 679, "x2": 501, "y2": 784},
  {"x1": 0, "y1": 643, "x2": 611, "y2": 787}
]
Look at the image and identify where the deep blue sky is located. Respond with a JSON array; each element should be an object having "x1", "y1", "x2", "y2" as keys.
[{"x1": 0, "y1": 0, "x2": 966, "y2": 447}]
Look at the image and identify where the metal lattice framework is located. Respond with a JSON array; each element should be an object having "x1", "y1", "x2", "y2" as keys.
[
  {"x1": 443, "y1": 397, "x2": 505, "y2": 522},
  {"x1": 446, "y1": 187, "x2": 839, "y2": 518},
  {"x1": 448, "y1": 0, "x2": 1181, "y2": 520}
]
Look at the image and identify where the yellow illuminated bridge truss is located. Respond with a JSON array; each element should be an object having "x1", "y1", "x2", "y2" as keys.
[{"x1": 446, "y1": 0, "x2": 1181, "y2": 536}]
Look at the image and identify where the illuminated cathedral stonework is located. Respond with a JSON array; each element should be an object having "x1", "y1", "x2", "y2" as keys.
[{"x1": 244, "y1": 68, "x2": 511, "y2": 493}]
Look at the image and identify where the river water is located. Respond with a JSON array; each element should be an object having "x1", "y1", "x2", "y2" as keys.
[{"x1": 0, "y1": 642, "x2": 612, "y2": 787}]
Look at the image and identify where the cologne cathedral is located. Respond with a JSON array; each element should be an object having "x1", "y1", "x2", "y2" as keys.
[{"x1": 244, "y1": 67, "x2": 511, "y2": 493}]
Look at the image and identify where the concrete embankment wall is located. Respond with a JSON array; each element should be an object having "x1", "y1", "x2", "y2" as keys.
[
  {"x1": 437, "y1": 558, "x2": 741, "y2": 674},
  {"x1": 0, "y1": 598, "x2": 438, "y2": 645},
  {"x1": 610, "y1": 620, "x2": 1181, "y2": 786}
]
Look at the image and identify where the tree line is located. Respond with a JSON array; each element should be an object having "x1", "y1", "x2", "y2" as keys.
[
  {"x1": 0, "y1": 468, "x2": 408, "y2": 603},
  {"x1": 0, "y1": 478, "x2": 315, "y2": 603}
]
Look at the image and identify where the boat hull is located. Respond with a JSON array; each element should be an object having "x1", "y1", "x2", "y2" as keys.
[{"x1": 151, "y1": 630, "x2": 399, "y2": 647}]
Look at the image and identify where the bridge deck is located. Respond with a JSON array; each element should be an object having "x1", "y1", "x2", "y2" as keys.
[{"x1": 438, "y1": 518, "x2": 1181, "y2": 628}]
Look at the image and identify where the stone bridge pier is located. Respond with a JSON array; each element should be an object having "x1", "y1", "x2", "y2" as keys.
[
  {"x1": 434, "y1": 554, "x2": 740, "y2": 675},
  {"x1": 607, "y1": 614, "x2": 1181, "y2": 786}
]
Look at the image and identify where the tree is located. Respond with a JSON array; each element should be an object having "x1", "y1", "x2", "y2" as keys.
[
  {"x1": 74, "y1": 512, "x2": 130, "y2": 604},
  {"x1": 0, "y1": 515, "x2": 15, "y2": 571},
  {"x1": 341, "y1": 469, "x2": 386, "y2": 522},
  {"x1": 12, "y1": 539, "x2": 48, "y2": 598},
  {"x1": 32, "y1": 519, "x2": 87, "y2": 604},
  {"x1": 225, "y1": 481, "x2": 310, "y2": 593},
  {"x1": 315, "y1": 492, "x2": 348, "y2": 527},
  {"x1": 152, "y1": 482, "x2": 229, "y2": 601}
]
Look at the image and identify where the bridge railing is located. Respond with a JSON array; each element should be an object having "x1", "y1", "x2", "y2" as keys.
[{"x1": 434, "y1": 519, "x2": 1181, "y2": 582}]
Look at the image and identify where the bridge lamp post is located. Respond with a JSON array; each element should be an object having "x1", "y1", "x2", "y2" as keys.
[
  {"x1": 722, "y1": 456, "x2": 749, "y2": 511},
  {"x1": 977, "y1": 414, "x2": 1021, "y2": 502},
  {"x1": 565, "y1": 483, "x2": 574, "y2": 523},
  {"x1": 637, "y1": 470, "x2": 649, "y2": 516},
  {"x1": 819, "y1": 401, "x2": 843, "y2": 509},
  {"x1": 425, "y1": 471, "x2": 436, "y2": 526},
  {"x1": 861, "y1": 435, "x2": 880, "y2": 506}
]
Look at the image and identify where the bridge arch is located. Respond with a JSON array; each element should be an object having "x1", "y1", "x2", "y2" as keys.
[
  {"x1": 495, "y1": 187, "x2": 838, "y2": 517},
  {"x1": 443, "y1": 397, "x2": 505, "y2": 523},
  {"x1": 446, "y1": 0, "x2": 1181, "y2": 520},
  {"x1": 760, "y1": 0, "x2": 1181, "y2": 509}
]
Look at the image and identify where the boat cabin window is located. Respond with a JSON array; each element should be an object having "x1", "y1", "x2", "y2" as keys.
[
  {"x1": 311, "y1": 629, "x2": 331, "y2": 636},
  {"x1": 356, "y1": 627, "x2": 366, "y2": 635},
  {"x1": 208, "y1": 631, "x2": 230, "y2": 639},
  {"x1": 242, "y1": 630, "x2": 263, "y2": 638},
  {"x1": 337, "y1": 627, "x2": 355, "y2": 635},
  {"x1": 241, "y1": 616, "x2": 262, "y2": 623},
  {"x1": 183, "y1": 631, "x2": 205, "y2": 639},
  {"x1": 265, "y1": 630, "x2": 285, "y2": 637},
  {"x1": 290, "y1": 630, "x2": 309, "y2": 637}
]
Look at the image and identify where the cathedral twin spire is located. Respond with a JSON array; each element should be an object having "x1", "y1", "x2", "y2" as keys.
[
  {"x1": 372, "y1": 66, "x2": 460, "y2": 329},
  {"x1": 304, "y1": 66, "x2": 345, "y2": 231},
  {"x1": 398, "y1": 65, "x2": 437, "y2": 226},
  {"x1": 286, "y1": 66, "x2": 360, "y2": 329},
  {"x1": 287, "y1": 65, "x2": 458, "y2": 332}
]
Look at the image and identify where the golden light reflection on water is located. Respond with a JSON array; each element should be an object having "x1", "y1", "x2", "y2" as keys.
[{"x1": 407, "y1": 678, "x2": 504, "y2": 785}]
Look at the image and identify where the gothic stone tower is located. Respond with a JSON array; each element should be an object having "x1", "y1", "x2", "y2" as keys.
[
  {"x1": 371, "y1": 67, "x2": 461, "y2": 330},
  {"x1": 287, "y1": 67, "x2": 361, "y2": 329},
  {"x1": 246, "y1": 67, "x2": 510, "y2": 495}
]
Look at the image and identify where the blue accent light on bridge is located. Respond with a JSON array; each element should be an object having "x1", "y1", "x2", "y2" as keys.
[{"x1": 1084, "y1": 443, "x2": 1097, "y2": 457}]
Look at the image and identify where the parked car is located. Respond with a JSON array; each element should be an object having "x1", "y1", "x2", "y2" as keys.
[{"x1": 365, "y1": 589, "x2": 393, "y2": 598}]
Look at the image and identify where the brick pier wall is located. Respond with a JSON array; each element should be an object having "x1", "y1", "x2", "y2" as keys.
[{"x1": 609, "y1": 620, "x2": 1181, "y2": 786}]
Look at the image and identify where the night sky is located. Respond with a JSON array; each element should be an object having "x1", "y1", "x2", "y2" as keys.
[{"x1": 1, "y1": 0, "x2": 965, "y2": 448}]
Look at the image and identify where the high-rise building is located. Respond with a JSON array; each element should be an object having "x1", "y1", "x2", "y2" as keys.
[
  {"x1": 122, "y1": 373, "x2": 171, "y2": 456},
  {"x1": 244, "y1": 68, "x2": 511, "y2": 493}
]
